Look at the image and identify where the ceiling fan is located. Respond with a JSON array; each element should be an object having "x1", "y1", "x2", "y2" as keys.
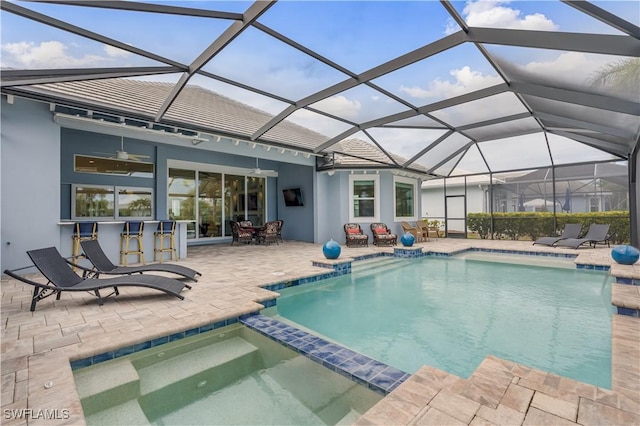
[
  {"x1": 94, "y1": 136, "x2": 150, "y2": 162},
  {"x1": 247, "y1": 158, "x2": 276, "y2": 175}
]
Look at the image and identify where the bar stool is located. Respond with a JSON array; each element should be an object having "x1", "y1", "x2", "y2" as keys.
[
  {"x1": 72, "y1": 222, "x2": 98, "y2": 269},
  {"x1": 154, "y1": 220, "x2": 177, "y2": 262},
  {"x1": 120, "y1": 221, "x2": 145, "y2": 266}
]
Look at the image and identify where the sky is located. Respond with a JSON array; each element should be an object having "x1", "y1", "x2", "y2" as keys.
[{"x1": 1, "y1": 0, "x2": 636, "y2": 172}]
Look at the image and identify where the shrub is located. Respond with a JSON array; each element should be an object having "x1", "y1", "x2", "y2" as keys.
[{"x1": 467, "y1": 211, "x2": 630, "y2": 243}]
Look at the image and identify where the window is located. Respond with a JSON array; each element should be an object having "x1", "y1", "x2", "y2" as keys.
[
  {"x1": 393, "y1": 176, "x2": 417, "y2": 220},
  {"x1": 118, "y1": 187, "x2": 153, "y2": 218},
  {"x1": 74, "y1": 155, "x2": 154, "y2": 178},
  {"x1": 72, "y1": 184, "x2": 152, "y2": 220},
  {"x1": 349, "y1": 175, "x2": 380, "y2": 222}
]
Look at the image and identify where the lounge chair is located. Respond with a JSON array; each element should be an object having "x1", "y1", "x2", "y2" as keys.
[
  {"x1": 532, "y1": 223, "x2": 582, "y2": 246},
  {"x1": 81, "y1": 239, "x2": 201, "y2": 281},
  {"x1": 344, "y1": 223, "x2": 369, "y2": 247},
  {"x1": 370, "y1": 223, "x2": 397, "y2": 247},
  {"x1": 554, "y1": 224, "x2": 611, "y2": 249},
  {"x1": 3, "y1": 247, "x2": 187, "y2": 311}
]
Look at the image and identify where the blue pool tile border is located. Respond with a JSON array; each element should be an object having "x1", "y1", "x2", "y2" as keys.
[
  {"x1": 576, "y1": 263, "x2": 611, "y2": 271},
  {"x1": 467, "y1": 247, "x2": 579, "y2": 259},
  {"x1": 616, "y1": 307, "x2": 640, "y2": 317},
  {"x1": 240, "y1": 313, "x2": 409, "y2": 395},
  {"x1": 69, "y1": 316, "x2": 240, "y2": 370},
  {"x1": 615, "y1": 277, "x2": 640, "y2": 286}
]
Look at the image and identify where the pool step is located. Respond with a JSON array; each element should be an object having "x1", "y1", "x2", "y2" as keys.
[
  {"x1": 74, "y1": 359, "x2": 140, "y2": 416},
  {"x1": 352, "y1": 257, "x2": 406, "y2": 277},
  {"x1": 138, "y1": 336, "x2": 261, "y2": 420},
  {"x1": 84, "y1": 399, "x2": 150, "y2": 426}
]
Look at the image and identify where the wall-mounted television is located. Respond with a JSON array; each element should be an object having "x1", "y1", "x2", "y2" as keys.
[{"x1": 283, "y1": 188, "x2": 304, "y2": 207}]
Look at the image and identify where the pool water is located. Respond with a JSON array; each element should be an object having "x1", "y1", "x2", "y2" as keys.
[
  {"x1": 73, "y1": 325, "x2": 382, "y2": 425},
  {"x1": 272, "y1": 255, "x2": 613, "y2": 388}
]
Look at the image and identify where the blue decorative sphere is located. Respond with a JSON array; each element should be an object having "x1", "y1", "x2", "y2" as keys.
[
  {"x1": 611, "y1": 245, "x2": 640, "y2": 265},
  {"x1": 322, "y1": 239, "x2": 341, "y2": 259},
  {"x1": 400, "y1": 232, "x2": 415, "y2": 247}
]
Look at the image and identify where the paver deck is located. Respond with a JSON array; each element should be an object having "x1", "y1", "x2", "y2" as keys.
[{"x1": 1, "y1": 239, "x2": 638, "y2": 425}]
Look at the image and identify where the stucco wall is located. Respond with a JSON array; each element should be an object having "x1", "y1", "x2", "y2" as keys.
[
  {"x1": 276, "y1": 163, "x2": 315, "y2": 242},
  {"x1": 314, "y1": 171, "x2": 422, "y2": 245},
  {"x1": 1, "y1": 97, "x2": 61, "y2": 271}
]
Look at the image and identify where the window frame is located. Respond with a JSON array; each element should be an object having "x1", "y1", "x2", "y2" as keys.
[
  {"x1": 349, "y1": 174, "x2": 380, "y2": 223},
  {"x1": 73, "y1": 154, "x2": 155, "y2": 178},
  {"x1": 71, "y1": 184, "x2": 154, "y2": 220},
  {"x1": 393, "y1": 175, "x2": 418, "y2": 221},
  {"x1": 116, "y1": 186, "x2": 154, "y2": 220}
]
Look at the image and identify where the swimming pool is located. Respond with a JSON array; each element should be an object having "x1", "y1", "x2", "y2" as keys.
[{"x1": 269, "y1": 254, "x2": 614, "y2": 389}]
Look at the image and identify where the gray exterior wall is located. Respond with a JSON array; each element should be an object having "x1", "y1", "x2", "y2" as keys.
[
  {"x1": 276, "y1": 163, "x2": 315, "y2": 242},
  {"x1": 1, "y1": 97, "x2": 317, "y2": 271},
  {"x1": 314, "y1": 171, "x2": 422, "y2": 245},
  {"x1": 1, "y1": 97, "x2": 61, "y2": 271}
]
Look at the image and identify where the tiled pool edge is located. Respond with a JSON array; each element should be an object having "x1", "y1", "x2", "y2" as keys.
[
  {"x1": 69, "y1": 316, "x2": 241, "y2": 370},
  {"x1": 614, "y1": 276, "x2": 640, "y2": 317},
  {"x1": 240, "y1": 313, "x2": 410, "y2": 395}
]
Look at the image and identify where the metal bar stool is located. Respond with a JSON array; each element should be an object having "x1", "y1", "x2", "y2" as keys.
[
  {"x1": 154, "y1": 220, "x2": 177, "y2": 262},
  {"x1": 72, "y1": 222, "x2": 98, "y2": 269},
  {"x1": 120, "y1": 221, "x2": 145, "y2": 266}
]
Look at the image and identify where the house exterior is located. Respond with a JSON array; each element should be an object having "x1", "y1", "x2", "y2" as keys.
[{"x1": 1, "y1": 80, "x2": 424, "y2": 271}]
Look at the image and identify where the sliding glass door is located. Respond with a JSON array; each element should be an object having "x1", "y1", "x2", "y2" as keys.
[{"x1": 169, "y1": 167, "x2": 265, "y2": 241}]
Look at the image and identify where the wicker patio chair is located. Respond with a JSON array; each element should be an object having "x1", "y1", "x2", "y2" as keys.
[
  {"x1": 230, "y1": 221, "x2": 253, "y2": 245},
  {"x1": 275, "y1": 219, "x2": 284, "y2": 244},
  {"x1": 256, "y1": 221, "x2": 280, "y2": 245},
  {"x1": 401, "y1": 221, "x2": 423, "y2": 242},
  {"x1": 344, "y1": 223, "x2": 369, "y2": 247},
  {"x1": 370, "y1": 223, "x2": 397, "y2": 247}
]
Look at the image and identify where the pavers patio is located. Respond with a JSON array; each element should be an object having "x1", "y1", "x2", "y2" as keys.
[{"x1": 1, "y1": 239, "x2": 638, "y2": 425}]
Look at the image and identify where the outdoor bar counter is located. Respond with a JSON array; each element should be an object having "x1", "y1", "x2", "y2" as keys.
[{"x1": 57, "y1": 220, "x2": 189, "y2": 265}]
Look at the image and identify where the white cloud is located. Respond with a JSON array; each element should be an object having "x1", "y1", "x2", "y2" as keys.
[
  {"x1": 446, "y1": 0, "x2": 558, "y2": 34},
  {"x1": 520, "y1": 51, "x2": 611, "y2": 85},
  {"x1": 104, "y1": 44, "x2": 132, "y2": 58},
  {"x1": 399, "y1": 66, "x2": 503, "y2": 100},
  {"x1": 463, "y1": 0, "x2": 558, "y2": 30},
  {"x1": 1, "y1": 40, "x2": 108, "y2": 68},
  {"x1": 312, "y1": 95, "x2": 362, "y2": 119}
]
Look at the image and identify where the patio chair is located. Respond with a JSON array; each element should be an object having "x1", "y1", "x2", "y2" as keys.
[
  {"x1": 230, "y1": 221, "x2": 253, "y2": 245},
  {"x1": 532, "y1": 223, "x2": 582, "y2": 247},
  {"x1": 554, "y1": 224, "x2": 611, "y2": 249},
  {"x1": 370, "y1": 223, "x2": 397, "y2": 247},
  {"x1": 80, "y1": 239, "x2": 200, "y2": 282},
  {"x1": 344, "y1": 223, "x2": 369, "y2": 247},
  {"x1": 256, "y1": 221, "x2": 279, "y2": 245},
  {"x1": 3, "y1": 247, "x2": 188, "y2": 312},
  {"x1": 401, "y1": 222, "x2": 423, "y2": 243},
  {"x1": 275, "y1": 219, "x2": 284, "y2": 244}
]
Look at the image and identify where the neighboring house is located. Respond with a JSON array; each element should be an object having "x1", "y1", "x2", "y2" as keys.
[{"x1": 1, "y1": 79, "x2": 424, "y2": 270}]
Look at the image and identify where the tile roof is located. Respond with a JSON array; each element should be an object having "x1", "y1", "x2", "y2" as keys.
[{"x1": 17, "y1": 78, "x2": 419, "y2": 171}]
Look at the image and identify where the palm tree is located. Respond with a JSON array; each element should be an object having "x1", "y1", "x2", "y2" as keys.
[{"x1": 589, "y1": 57, "x2": 640, "y2": 94}]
